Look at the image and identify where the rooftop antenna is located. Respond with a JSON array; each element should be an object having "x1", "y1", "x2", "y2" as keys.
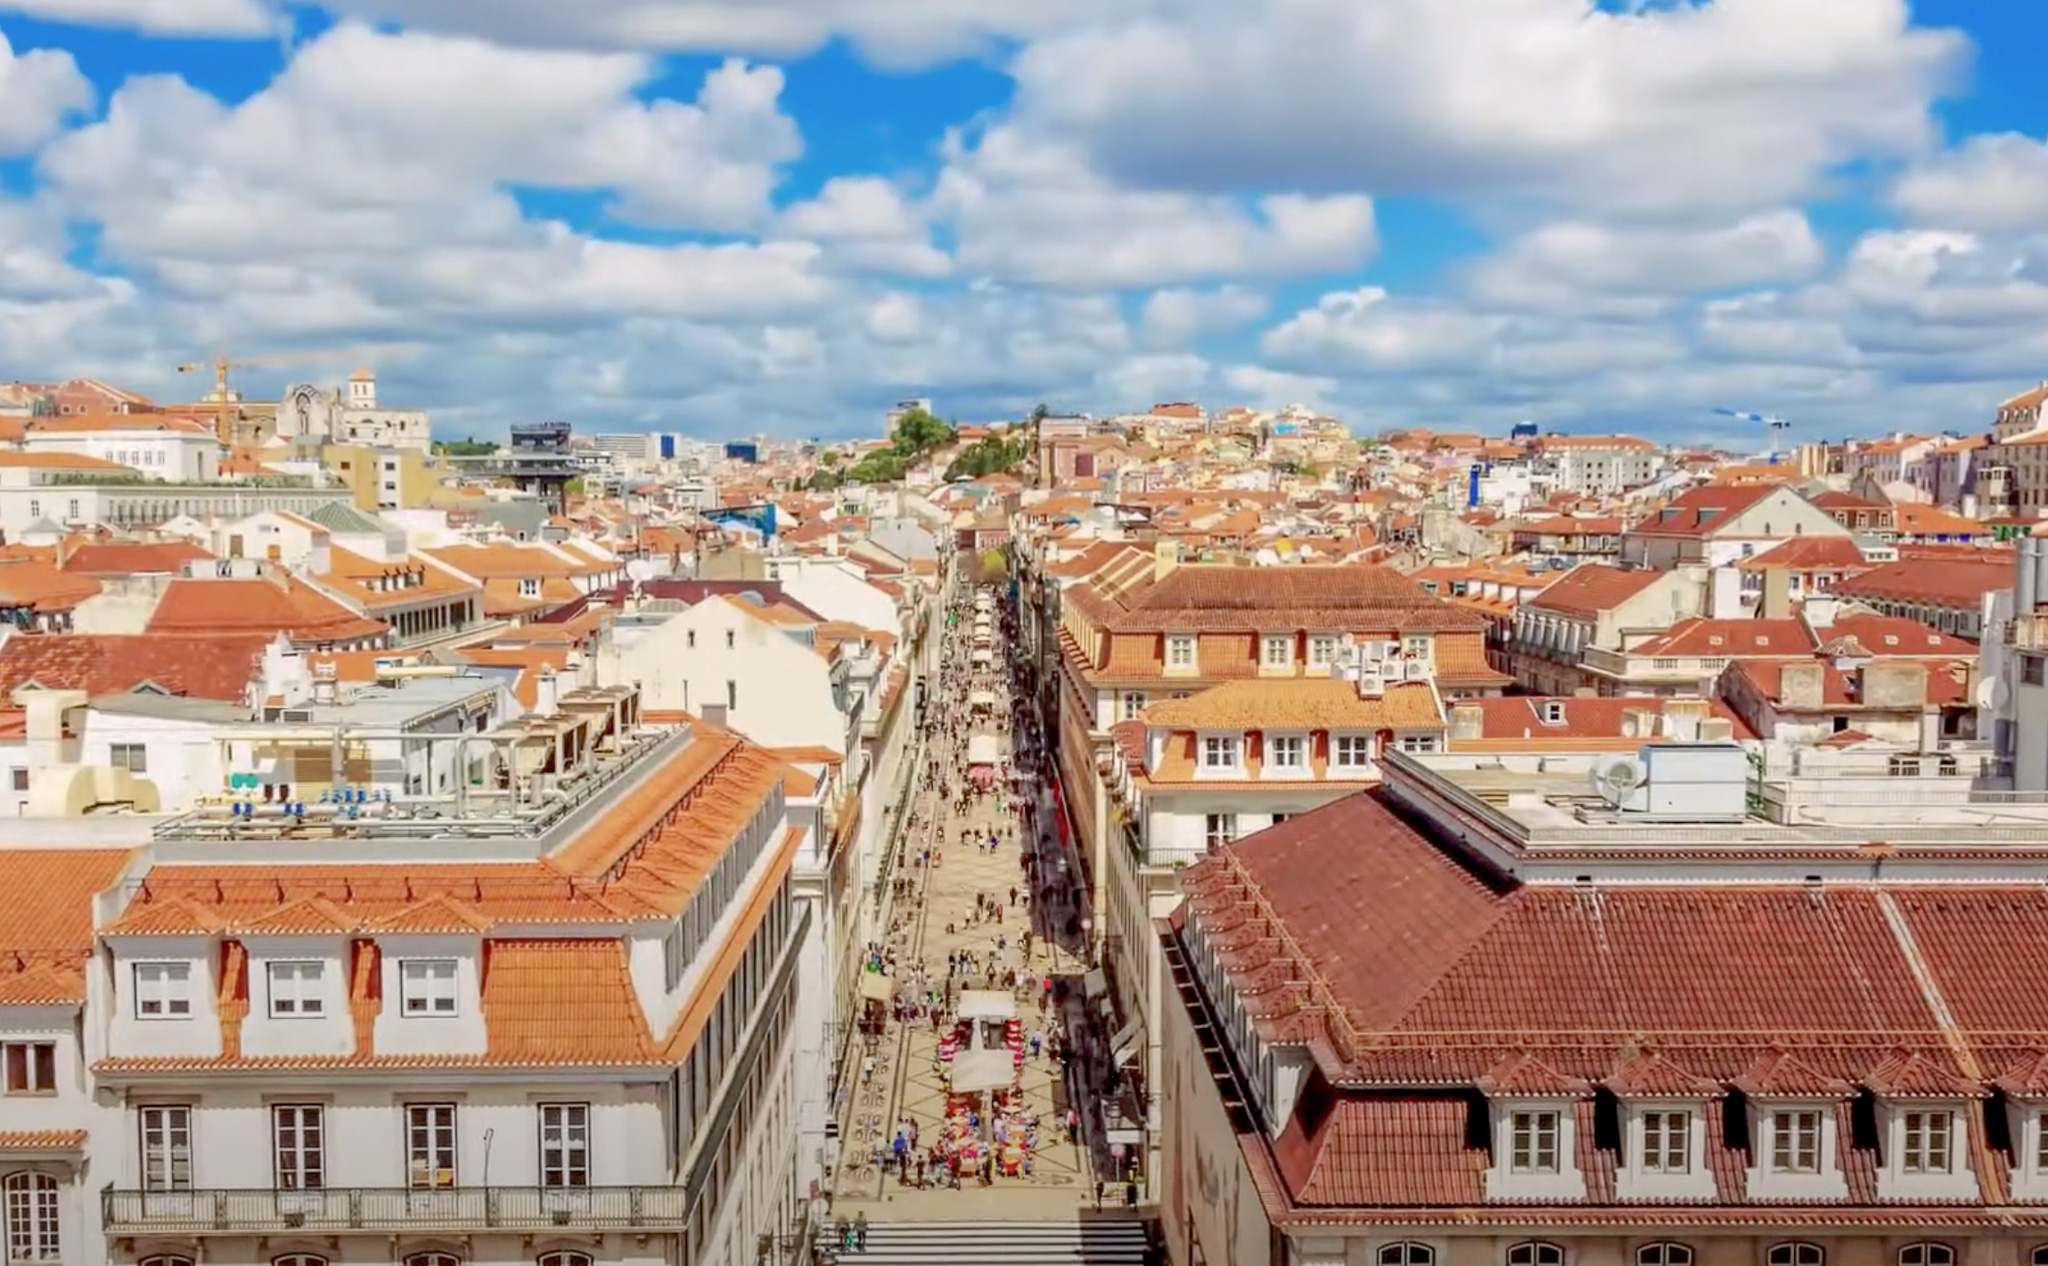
[{"x1": 1713, "y1": 407, "x2": 1791, "y2": 459}]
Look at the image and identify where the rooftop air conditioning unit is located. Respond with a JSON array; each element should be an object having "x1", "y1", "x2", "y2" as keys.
[
  {"x1": 1587, "y1": 753, "x2": 1649, "y2": 813},
  {"x1": 280, "y1": 709, "x2": 314, "y2": 723},
  {"x1": 1403, "y1": 659, "x2": 1428, "y2": 681}
]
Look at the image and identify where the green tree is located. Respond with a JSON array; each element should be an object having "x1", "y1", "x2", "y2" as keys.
[
  {"x1": 978, "y1": 547, "x2": 1009, "y2": 582},
  {"x1": 807, "y1": 468, "x2": 844, "y2": 491},
  {"x1": 433, "y1": 437, "x2": 497, "y2": 456},
  {"x1": 890, "y1": 407, "x2": 956, "y2": 458}
]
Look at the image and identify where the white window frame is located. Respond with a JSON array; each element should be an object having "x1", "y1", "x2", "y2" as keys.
[
  {"x1": 1378, "y1": 1245, "x2": 1433, "y2": 1266},
  {"x1": 539, "y1": 1102, "x2": 590, "y2": 1188},
  {"x1": 3, "y1": 1172, "x2": 60, "y2": 1263},
  {"x1": 273, "y1": 1103, "x2": 326, "y2": 1190},
  {"x1": 1640, "y1": 1110, "x2": 1690, "y2": 1174},
  {"x1": 1166, "y1": 635, "x2": 1195, "y2": 669},
  {"x1": 1119, "y1": 691, "x2": 1146, "y2": 722},
  {"x1": 1267, "y1": 734, "x2": 1305, "y2": 770},
  {"x1": 1262, "y1": 635, "x2": 1292, "y2": 668},
  {"x1": 134, "y1": 962, "x2": 193, "y2": 1019},
  {"x1": 1397, "y1": 733, "x2": 1440, "y2": 754},
  {"x1": 519, "y1": 578, "x2": 541, "y2": 598},
  {"x1": 1902, "y1": 1110, "x2": 1953, "y2": 1175},
  {"x1": 1767, "y1": 1245, "x2": 1825, "y2": 1266},
  {"x1": 1203, "y1": 813, "x2": 1238, "y2": 849},
  {"x1": 1638, "y1": 1246, "x2": 1692, "y2": 1266},
  {"x1": 1308, "y1": 635, "x2": 1339, "y2": 669},
  {"x1": 139, "y1": 1104, "x2": 193, "y2": 1192},
  {"x1": 1509, "y1": 1110, "x2": 1560, "y2": 1174},
  {"x1": 1506, "y1": 1244, "x2": 1564, "y2": 1266},
  {"x1": 1402, "y1": 634, "x2": 1432, "y2": 659},
  {"x1": 267, "y1": 960, "x2": 326, "y2": 1018},
  {"x1": 1770, "y1": 1110, "x2": 1822, "y2": 1174},
  {"x1": 1898, "y1": 1246, "x2": 1953, "y2": 1266},
  {"x1": 406, "y1": 1103, "x2": 457, "y2": 1189},
  {"x1": 400, "y1": 959, "x2": 460, "y2": 1016},
  {"x1": 1333, "y1": 734, "x2": 1373, "y2": 770},
  {"x1": 1201, "y1": 735, "x2": 1239, "y2": 770}
]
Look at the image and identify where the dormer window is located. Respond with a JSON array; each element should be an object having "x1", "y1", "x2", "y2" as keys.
[
  {"x1": 1308, "y1": 635, "x2": 1338, "y2": 668},
  {"x1": 1201, "y1": 736, "x2": 1239, "y2": 770},
  {"x1": 1902, "y1": 1110, "x2": 1952, "y2": 1174},
  {"x1": 519, "y1": 578, "x2": 540, "y2": 598},
  {"x1": 268, "y1": 961, "x2": 326, "y2": 1018},
  {"x1": 1167, "y1": 635, "x2": 1195, "y2": 669},
  {"x1": 1510, "y1": 1110, "x2": 1560, "y2": 1173},
  {"x1": 1771, "y1": 1109, "x2": 1823, "y2": 1173},
  {"x1": 1262, "y1": 635, "x2": 1292, "y2": 668},
  {"x1": 1267, "y1": 735, "x2": 1304, "y2": 770},
  {"x1": 1640, "y1": 1110, "x2": 1690, "y2": 1173},
  {"x1": 1540, "y1": 701, "x2": 1566, "y2": 725}
]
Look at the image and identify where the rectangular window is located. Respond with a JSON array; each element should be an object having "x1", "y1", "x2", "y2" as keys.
[
  {"x1": 1402, "y1": 634, "x2": 1431, "y2": 658},
  {"x1": 66, "y1": 500, "x2": 79, "y2": 521},
  {"x1": 1262, "y1": 635, "x2": 1292, "y2": 667},
  {"x1": 726, "y1": 680, "x2": 738, "y2": 710},
  {"x1": 2026, "y1": 656, "x2": 2046, "y2": 687},
  {"x1": 134, "y1": 962, "x2": 192, "y2": 1018},
  {"x1": 25, "y1": 500, "x2": 36, "y2": 520},
  {"x1": 1771, "y1": 1110, "x2": 1822, "y2": 1173},
  {"x1": 1333, "y1": 735, "x2": 1372, "y2": 768},
  {"x1": 8, "y1": 769, "x2": 23, "y2": 792},
  {"x1": 407, "y1": 1103, "x2": 457, "y2": 1189},
  {"x1": 1510, "y1": 1110, "x2": 1560, "y2": 1173},
  {"x1": 273, "y1": 1104, "x2": 325, "y2": 1190},
  {"x1": 139, "y1": 1105, "x2": 193, "y2": 1191},
  {"x1": 267, "y1": 961, "x2": 326, "y2": 1017},
  {"x1": 108, "y1": 743, "x2": 148, "y2": 774},
  {"x1": 1203, "y1": 813, "x2": 1238, "y2": 849},
  {"x1": 539, "y1": 1103, "x2": 590, "y2": 1187},
  {"x1": 2, "y1": 1042, "x2": 56, "y2": 1095},
  {"x1": 1201, "y1": 736, "x2": 1238, "y2": 770},
  {"x1": 1119, "y1": 691, "x2": 1146, "y2": 722},
  {"x1": 400, "y1": 959, "x2": 459, "y2": 1016},
  {"x1": 1903, "y1": 1110, "x2": 1951, "y2": 1174},
  {"x1": 1268, "y1": 735, "x2": 1304, "y2": 769},
  {"x1": 1167, "y1": 636, "x2": 1195, "y2": 669},
  {"x1": 519, "y1": 578, "x2": 540, "y2": 598},
  {"x1": 1641, "y1": 1110, "x2": 1690, "y2": 1173},
  {"x1": 1398, "y1": 734, "x2": 1440, "y2": 754},
  {"x1": 1308, "y1": 635, "x2": 1338, "y2": 668},
  {"x1": 725, "y1": 629, "x2": 736, "y2": 649},
  {"x1": 687, "y1": 629, "x2": 696, "y2": 649},
  {"x1": 2038, "y1": 1111, "x2": 2048, "y2": 1172}
]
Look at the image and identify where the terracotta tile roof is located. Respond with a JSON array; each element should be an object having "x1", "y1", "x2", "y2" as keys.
[
  {"x1": 316, "y1": 546, "x2": 479, "y2": 611},
  {"x1": 147, "y1": 574, "x2": 389, "y2": 645},
  {"x1": 1524, "y1": 563, "x2": 1663, "y2": 618},
  {"x1": 1604, "y1": 1050, "x2": 1719, "y2": 1097},
  {"x1": 1829, "y1": 558, "x2": 2012, "y2": 608},
  {"x1": 0, "y1": 1130, "x2": 87, "y2": 1152},
  {"x1": 0, "y1": 632, "x2": 271, "y2": 700},
  {"x1": 1072, "y1": 564, "x2": 1485, "y2": 634},
  {"x1": 1823, "y1": 614, "x2": 1977, "y2": 657},
  {"x1": 1891, "y1": 503, "x2": 1986, "y2": 537},
  {"x1": 1629, "y1": 618, "x2": 1815, "y2": 658},
  {"x1": 1737, "y1": 536, "x2": 1871, "y2": 572},
  {"x1": 1273, "y1": 1097, "x2": 1486, "y2": 1206},
  {"x1": 1449, "y1": 696, "x2": 1754, "y2": 747},
  {"x1": 480, "y1": 938, "x2": 659, "y2": 1065},
  {"x1": 0, "y1": 451, "x2": 134, "y2": 470},
  {"x1": 0, "y1": 558, "x2": 101, "y2": 610},
  {"x1": 1626, "y1": 484, "x2": 1777, "y2": 537},
  {"x1": 0, "y1": 848, "x2": 132, "y2": 1003},
  {"x1": 1143, "y1": 679, "x2": 1443, "y2": 732},
  {"x1": 59, "y1": 539, "x2": 213, "y2": 576}
]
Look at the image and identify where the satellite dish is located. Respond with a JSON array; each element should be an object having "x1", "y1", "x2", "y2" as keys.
[
  {"x1": 1987, "y1": 678, "x2": 2011, "y2": 713},
  {"x1": 1589, "y1": 754, "x2": 1646, "y2": 808}
]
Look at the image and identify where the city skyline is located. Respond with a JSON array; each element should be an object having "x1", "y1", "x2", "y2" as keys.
[{"x1": 1, "y1": 0, "x2": 2046, "y2": 439}]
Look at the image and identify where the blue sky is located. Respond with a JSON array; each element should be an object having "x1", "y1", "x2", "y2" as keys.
[{"x1": 1, "y1": 0, "x2": 2046, "y2": 443}]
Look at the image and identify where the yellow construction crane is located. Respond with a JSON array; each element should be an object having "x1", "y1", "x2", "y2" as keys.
[{"x1": 175, "y1": 345, "x2": 417, "y2": 443}]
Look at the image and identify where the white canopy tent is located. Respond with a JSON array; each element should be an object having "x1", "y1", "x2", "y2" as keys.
[
  {"x1": 972, "y1": 648, "x2": 992, "y2": 664},
  {"x1": 967, "y1": 735, "x2": 1001, "y2": 766},
  {"x1": 968, "y1": 690, "x2": 997, "y2": 709}
]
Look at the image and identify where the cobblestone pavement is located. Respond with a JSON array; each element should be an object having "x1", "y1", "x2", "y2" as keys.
[{"x1": 832, "y1": 582, "x2": 1106, "y2": 1220}]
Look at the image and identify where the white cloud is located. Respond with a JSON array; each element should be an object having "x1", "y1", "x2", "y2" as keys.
[
  {"x1": 1138, "y1": 286, "x2": 1268, "y2": 347},
  {"x1": 0, "y1": 27, "x2": 93, "y2": 156},
  {"x1": 1003, "y1": 0, "x2": 1962, "y2": 218},
  {"x1": 1469, "y1": 211, "x2": 1825, "y2": 309},
  {"x1": 772, "y1": 177, "x2": 950, "y2": 278},
  {"x1": 0, "y1": 0, "x2": 272, "y2": 35},
  {"x1": 934, "y1": 130, "x2": 1377, "y2": 289},
  {"x1": 1262, "y1": 287, "x2": 1499, "y2": 371},
  {"x1": 1893, "y1": 134, "x2": 2048, "y2": 233}
]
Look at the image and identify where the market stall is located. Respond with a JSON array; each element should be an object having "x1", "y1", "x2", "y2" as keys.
[
  {"x1": 967, "y1": 734, "x2": 1000, "y2": 791},
  {"x1": 968, "y1": 690, "x2": 997, "y2": 713}
]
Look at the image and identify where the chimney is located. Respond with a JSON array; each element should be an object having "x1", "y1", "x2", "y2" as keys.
[
  {"x1": 1860, "y1": 661, "x2": 1928, "y2": 711},
  {"x1": 1449, "y1": 702, "x2": 1485, "y2": 742},
  {"x1": 1759, "y1": 568, "x2": 1793, "y2": 621},
  {"x1": 22, "y1": 689, "x2": 83, "y2": 770},
  {"x1": 1804, "y1": 595, "x2": 1839, "y2": 630},
  {"x1": 1778, "y1": 661, "x2": 1825, "y2": 711},
  {"x1": 307, "y1": 532, "x2": 333, "y2": 578},
  {"x1": 1153, "y1": 538, "x2": 1179, "y2": 582},
  {"x1": 533, "y1": 669, "x2": 560, "y2": 717}
]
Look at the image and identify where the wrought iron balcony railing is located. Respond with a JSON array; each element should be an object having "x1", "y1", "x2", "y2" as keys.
[{"x1": 102, "y1": 1185, "x2": 689, "y2": 1234}]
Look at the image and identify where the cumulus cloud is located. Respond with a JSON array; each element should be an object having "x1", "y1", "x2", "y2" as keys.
[
  {"x1": 1138, "y1": 287, "x2": 1269, "y2": 347},
  {"x1": 1893, "y1": 133, "x2": 2048, "y2": 233},
  {"x1": 933, "y1": 130, "x2": 1377, "y2": 289},
  {"x1": 1003, "y1": 0, "x2": 1963, "y2": 218},
  {"x1": 1469, "y1": 212, "x2": 1826, "y2": 310},
  {"x1": 0, "y1": 28, "x2": 94, "y2": 155},
  {"x1": 0, "y1": 0, "x2": 272, "y2": 35},
  {"x1": 772, "y1": 177, "x2": 951, "y2": 279}
]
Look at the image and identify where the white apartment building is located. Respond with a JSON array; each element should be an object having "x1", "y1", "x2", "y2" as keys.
[
  {"x1": 0, "y1": 686, "x2": 820, "y2": 1266},
  {"x1": 1534, "y1": 435, "x2": 1660, "y2": 496},
  {"x1": 278, "y1": 373, "x2": 431, "y2": 451},
  {"x1": 20, "y1": 416, "x2": 222, "y2": 482}
]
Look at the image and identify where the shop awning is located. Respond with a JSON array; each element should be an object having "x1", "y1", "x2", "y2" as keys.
[
  {"x1": 967, "y1": 735, "x2": 1000, "y2": 765},
  {"x1": 958, "y1": 989, "x2": 1016, "y2": 1020},
  {"x1": 1109, "y1": 1016, "x2": 1142, "y2": 1056},
  {"x1": 952, "y1": 1049, "x2": 1014, "y2": 1094},
  {"x1": 859, "y1": 972, "x2": 894, "y2": 1003},
  {"x1": 972, "y1": 649, "x2": 992, "y2": 663},
  {"x1": 968, "y1": 690, "x2": 996, "y2": 708},
  {"x1": 1083, "y1": 968, "x2": 1107, "y2": 999},
  {"x1": 1105, "y1": 1127, "x2": 1144, "y2": 1146}
]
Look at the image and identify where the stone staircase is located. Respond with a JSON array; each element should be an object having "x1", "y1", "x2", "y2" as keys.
[{"x1": 818, "y1": 1218, "x2": 1153, "y2": 1265}]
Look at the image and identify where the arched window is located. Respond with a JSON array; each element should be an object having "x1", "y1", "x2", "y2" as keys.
[
  {"x1": 274, "y1": 1256, "x2": 329, "y2": 1266},
  {"x1": 537, "y1": 1255, "x2": 591, "y2": 1266},
  {"x1": 1380, "y1": 1245, "x2": 1434, "y2": 1266},
  {"x1": 3, "y1": 1172, "x2": 61, "y2": 1262},
  {"x1": 1899, "y1": 1247, "x2": 1953, "y2": 1266},
  {"x1": 140, "y1": 1258, "x2": 195, "y2": 1266},
  {"x1": 2032, "y1": 1247, "x2": 2048, "y2": 1266},
  {"x1": 1507, "y1": 1245, "x2": 1565, "y2": 1266},
  {"x1": 1768, "y1": 1245, "x2": 1826, "y2": 1266},
  {"x1": 406, "y1": 1256, "x2": 462, "y2": 1266},
  {"x1": 1638, "y1": 1246, "x2": 1693, "y2": 1266}
]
